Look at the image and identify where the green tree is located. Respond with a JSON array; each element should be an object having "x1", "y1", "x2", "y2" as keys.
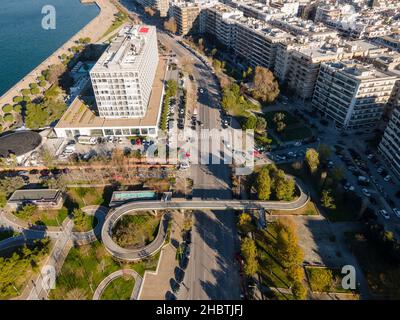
[
  {"x1": 3, "y1": 113, "x2": 14, "y2": 123},
  {"x1": 276, "y1": 121, "x2": 286, "y2": 132},
  {"x1": 255, "y1": 116, "x2": 267, "y2": 133},
  {"x1": 252, "y1": 66, "x2": 280, "y2": 103},
  {"x1": 331, "y1": 166, "x2": 345, "y2": 183},
  {"x1": 321, "y1": 189, "x2": 336, "y2": 209},
  {"x1": 275, "y1": 220, "x2": 304, "y2": 269},
  {"x1": 256, "y1": 167, "x2": 271, "y2": 200},
  {"x1": 308, "y1": 268, "x2": 333, "y2": 292},
  {"x1": 212, "y1": 59, "x2": 222, "y2": 72},
  {"x1": 240, "y1": 237, "x2": 258, "y2": 276},
  {"x1": 166, "y1": 80, "x2": 177, "y2": 97},
  {"x1": 318, "y1": 144, "x2": 332, "y2": 163},
  {"x1": 305, "y1": 148, "x2": 319, "y2": 174},
  {"x1": 243, "y1": 115, "x2": 257, "y2": 130},
  {"x1": 13, "y1": 104, "x2": 22, "y2": 113},
  {"x1": 292, "y1": 281, "x2": 307, "y2": 299},
  {"x1": 2, "y1": 104, "x2": 13, "y2": 113},
  {"x1": 13, "y1": 96, "x2": 23, "y2": 103},
  {"x1": 274, "y1": 174, "x2": 296, "y2": 201}
]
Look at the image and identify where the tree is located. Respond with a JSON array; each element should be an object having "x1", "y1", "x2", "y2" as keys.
[
  {"x1": 240, "y1": 237, "x2": 258, "y2": 276},
  {"x1": 13, "y1": 96, "x2": 23, "y2": 103},
  {"x1": 331, "y1": 166, "x2": 345, "y2": 183},
  {"x1": 308, "y1": 268, "x2": 333, "y2": 292},
  {"x1": 243, "y1": 115, "x2": 257, "y2": 130},
  {"x1": 273, "y1": 112, "x2": 285, "y2": 123},
  {"x1": 164, "y1": 17, "x2": 177, "y2": 34},
  {"x1": 13, "y1": 104, "x2": 22, "y2": 113},
  {"x1": 166, "y1": 80, "x2": 177, "y2": 97},
  {"x1": 3, "y1": 114, "x2": 14, "y2": 123},
  {"x1": 212, "y1": 59, "x2": 222, "y2": 72},
  {"x1": 2, "y1": 104, "x2": 12, "y2": 113},
  {"x1": 321, "y1": 189, "x2": 336, "y2": 209},
  {"x1": 144, "y1": 7, "x2": 156, "y2": 17},
  {"x1": 292, "y1": 281, "x2": 307, "y2": 299},
  {"x1": 256, "y1": 116, "x2": 267, "y2": 133},
  {"x1": 238, "y1": 213, "x2": 252, "y2": 226},
  {"x1": 275, "y1": 174, "x2": 296, "y2": 201},
  {"x1": 46, "y1": 64, "x2": 65, "y2": 85},
  {"x1": 318, "y1": 144, "x2": 332, "y2": 163},
  {"x1": 252, "y1": 66, "x2": 280, "y2": 103},
  {"x1": 276, "y1": 121, "x2": 286, "y2": 133},
  {"x1": 256, "y1": 167, "x2": 271, "y2": 200},
  {"x1": 305, "y1": 148, "x2": 319, "y2": 174},
  {"x1": 275, "y1": 219, "x2": 304, "y2": 269}
]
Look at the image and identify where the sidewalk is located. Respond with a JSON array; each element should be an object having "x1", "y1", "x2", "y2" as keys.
[{"x1": 138, "y1": 212, "x2": 184, "y2": 300}]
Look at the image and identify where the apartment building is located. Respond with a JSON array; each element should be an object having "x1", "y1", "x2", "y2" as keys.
[
  {"x1": 134, "y1": 0, "x2": 169, "y2": 17},
  {"x1": 90, "y1": 25, "x2": 158, "y2": 119},
  {"x1": 204, "y1": 4, "x2": 243, "y2": 48},
  {"x1": 233, "y1": 17, "x2": 292, "y2": 70},
  {"x1": 312, "y1": 60, "x2": 398, "y2": 130},
  {"x1": 379, "y1": 107, "x2": 400, "y2": 180},
  {"x1": 275, "y1": 39, "x2": 387, "y2": 99},
  {"x1": 171, "y1": 2, "x2": 201, "y2": 35}
]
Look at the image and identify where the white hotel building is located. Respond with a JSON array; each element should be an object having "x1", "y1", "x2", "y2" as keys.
[
  {"x1": 90, "y1": 25, "x2": 158, "y2": 119},
  {"x1": 55, "y1": 25, "x2": 166, "y2": 138}
]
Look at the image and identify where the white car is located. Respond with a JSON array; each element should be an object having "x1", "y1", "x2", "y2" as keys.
[
  {"x1": 362, "y1": 188, "x2": 371, "y2": 197},
  {"x1": 294, "y1": 141, "x2": 302, "y2": 147},
  {"x1": 379, "y1": 209, "x2": 390, "y2": 220},
  {"x1": 199, "y1": 88, "x2": 204, "y2": 93},
  {"x1": 179, "y1": 162, "x2": 190, "y2": 170},
  {"x1": 392, "y1": 208, "x2": 400, "y2": 218},
  {"x1": 377, "y1": 167, "x2": 384, "y2": 174},
  {"x1": 384, "y1": 175, "x2": 391, "y2": 182}
]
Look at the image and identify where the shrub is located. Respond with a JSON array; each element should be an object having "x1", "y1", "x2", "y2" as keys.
[
  {"x1": 37, "y1": 75, "x2": 46, "y2": 82},
  {"x1": 38, "y1": 80, "x2": 47, "y2": 87},
  {"x1": 23, "y1": 96, "x2": 31, "y2": 103},
  {"x1": 2, "y1": 104, "x2": 12, "y2": 113},
  {"x1": 3, "y1": 113, "x2": 14, "y2": 122},
  {"x1": 29, "y1": 83, "x2": 38, "y2": 89}
]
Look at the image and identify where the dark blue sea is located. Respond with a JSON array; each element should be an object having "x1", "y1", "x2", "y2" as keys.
[{"x1": 0, "y1": 0, "x2": 100, "y2": 96}]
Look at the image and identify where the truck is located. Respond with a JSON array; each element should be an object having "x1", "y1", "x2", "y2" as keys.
[{"x1": 77, "y1": 136, "x2": 97, "y2": 145}]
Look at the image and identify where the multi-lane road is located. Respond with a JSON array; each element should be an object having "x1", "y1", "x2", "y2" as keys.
[{"x1": 121, "y1": 4, "x2": 243, "y2": 299}]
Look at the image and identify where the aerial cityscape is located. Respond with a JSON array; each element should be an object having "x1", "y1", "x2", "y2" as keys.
[{"x1": 1, "y1": 0, "x2": 400, "y2": 305}]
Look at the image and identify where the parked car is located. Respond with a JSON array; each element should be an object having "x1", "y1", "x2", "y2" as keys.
[
  {"x1": 392, "y1": 208, "x2": 400, "y2": 218},
  {"x1": 379, "y1": 209, "x2": 390, "y2": 220}
]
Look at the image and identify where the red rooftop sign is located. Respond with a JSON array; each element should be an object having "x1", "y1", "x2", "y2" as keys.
[{"x1": 139, "y1": 27, "x2": 149, "y2": 33}]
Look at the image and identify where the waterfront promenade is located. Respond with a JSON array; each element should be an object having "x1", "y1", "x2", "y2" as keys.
[{"x1": 0, "y1": 0, "x2": 118, "y2": 107}]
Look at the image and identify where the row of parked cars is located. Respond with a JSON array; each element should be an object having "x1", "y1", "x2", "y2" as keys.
[{"x1": 167, "y1": 230, "x2": 192, "y2": 299}]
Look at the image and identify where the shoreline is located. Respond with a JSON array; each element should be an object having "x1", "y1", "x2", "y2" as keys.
[{"x1": 0, "y1": 0, "x2": 118, "y2": 107}]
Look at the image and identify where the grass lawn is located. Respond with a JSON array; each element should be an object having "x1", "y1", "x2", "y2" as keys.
[
  {"x1": 100, "y1": 276, "x2": 135, "y2": 300},
  {"x1": 14, "y1": 207, "x2": 69, "y2": 227},
  {"x1": 254, "y1": 224, "x2": 293, "y2": 289},
  {"x1": 305, "y1": 266, "x2": 357, "y2": 294},
  {"x1": 73, "y1": 215, "x2": 98, "y2": 232},
  {"x1": 346, "y1": 232, "x2": 400, "y2": 299},
  {"x1": 112, "y1": 213, "x2": 161, "y2": 249},
  {"x1": 66, "y1": 187, "x2": 113, "y2": 209},
  {"x1": 50, "y1": 241, "x2": 160, "y2": 300},
  {"x1": 102, "y1": 12, "x2": 128, "y2": 39},
  {"x1": 278, "y1": 163, "x2": 359, "y2": 222},
  {"x1": 270, "y1": 201, "x2": 319, "y2": 216},
  {"x1": 264, "y1": 110, "x2": 312, "y2": 142}
]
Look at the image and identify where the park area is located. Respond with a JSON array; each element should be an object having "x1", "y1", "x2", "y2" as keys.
[
  {"x1": 49, "y1": 241, "x2": 160, "y2": 300},
  {"x1": 264, "y1": 110, "x2": 313, "y2": 143},
  {"x1": 100, "y1": 276, "x2": 135, "y2": 300},
  {"x1": 112, "y1": 212, "x2": 161, "y2": 249}
]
